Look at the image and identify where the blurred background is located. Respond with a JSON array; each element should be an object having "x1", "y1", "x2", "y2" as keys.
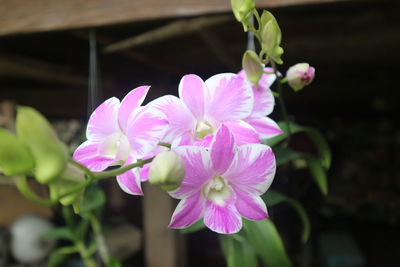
[{"x1": 0, "y1": 0, "x2": 399, "y2": 266}]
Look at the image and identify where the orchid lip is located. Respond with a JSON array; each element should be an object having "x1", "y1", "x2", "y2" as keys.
[
  {"x1": 202, "y1": 176, "x2": 232, "y2": 206},
  {"x1": 195, "y1": 120, "x2": 215, "y2": 139}
]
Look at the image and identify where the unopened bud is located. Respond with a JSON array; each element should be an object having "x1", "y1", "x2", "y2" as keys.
[
  {"x1": 49, "y1": 163, "x2": 85, "y2": 206},
  {"x1": 286, "y1": 63, "x2": 315, "y2": 91},
  {"x1": 16, "y1": 106, "x2": 67, "y2": 184},
  {"x1": 0, "y1": 128, "x2": 34, "y2": 176},
  {"x1": 231, "y1": 0, "x2": 255, "y2": 26},
  {"x1": 242, "y1": 50, "x2": 263, "y2": 85},
  {"x1": 260, "y1": 10, "x2": 284, "y2": 65},
  {"x1": 148, "y1": 151, "x2": 185, "y2": 191}
]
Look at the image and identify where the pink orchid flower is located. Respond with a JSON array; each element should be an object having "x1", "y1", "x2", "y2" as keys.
[
  {"x1": 148, "y1": 73, "x2": 259, "y2": 147},
  {"x1": 73, "y1": 86, "x2": 169, "y2": 195},
  {"x1": 238, "y1": 67, "x2": 283, "y2": 139},
  {"x1": 169, "y1": 124, "x2": 276, "y2": 234}
]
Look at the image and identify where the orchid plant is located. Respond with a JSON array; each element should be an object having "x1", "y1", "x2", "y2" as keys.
[{"x1": 0, "y1": 1, "x2": 331, "y2": 266}]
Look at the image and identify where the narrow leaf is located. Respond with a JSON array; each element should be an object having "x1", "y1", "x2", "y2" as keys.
[
  {"x1": 263, "y1": 191, "x2": 311, "y2": 243},
  {"x1": 219, "y1": 234, "x2": 258, "y2": 267},
  {"x1": 42, "y1": 227, "x2": 74, "y2": 241},
  {"x1": 305, "y1": 155, "x2": 328, "y2": 195},
  {"x1": 46, "y1": 246, "x2": 78, "y2": 267},
  {"x1": 243, "y1": 219, "x2": 292, "y2": 267}
]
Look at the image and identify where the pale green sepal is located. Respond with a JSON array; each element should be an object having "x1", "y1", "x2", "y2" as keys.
[
  {"x1": 16, "y1": 106, "x2": 68, "y2": 184},
  {"x1": 260, "y1": 10, "x2": 284, "y2": 65},
  {"x1": 0, "y1": 128, "x2": 34, "y2": 176},
  {"x1": 242, "y1": 50, "x2": 264, "y2": 85}
]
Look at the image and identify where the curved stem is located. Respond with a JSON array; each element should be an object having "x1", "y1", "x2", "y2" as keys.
[
  {"x1": 76, "y1": 241, "x2": 97, "y2": 267},
  {"x1": 89, "y1": 214, "x2": 110, "y2": 264},
  {"x1": 93, "y1": 157, "x2": 154, "y2": 180},
  {"x1": 271, "y1": 61, "x2": 292, "y2": 143},
  {"x1": 15, "y1": 176, "x2": 56, "y2": 206}
]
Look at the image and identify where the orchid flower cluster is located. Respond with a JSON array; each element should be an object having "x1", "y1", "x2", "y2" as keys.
[
  {"x1": 73, "y1": 71, "x2": 282, "y2": 234},
  {"x1": 0, "y1": 1, "x2": 324, "y2": 265}
]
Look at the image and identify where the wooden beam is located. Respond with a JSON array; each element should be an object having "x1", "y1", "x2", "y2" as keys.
[
  {"x1": 0, "y1": 0, "x2": 346, "y2": 36},
  {"x1": 0, "y1": 52, "x2": 87, "y2": 87},
  {"x1": 103, "y1": 15, "x2": 230, "y2": 53}
]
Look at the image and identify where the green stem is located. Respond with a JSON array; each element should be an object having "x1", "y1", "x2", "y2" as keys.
[
  {"x1": 89, "y1": 214, "x2": 110, "y2": 264},
  {"x1": 271, "y1": 61, "x2": 292, "y2": 143},
  {"x1": 93, "y1": 157, "x2": 154, "y2": 180},
  {"x1": 158, "y1": 142, "x2": 171, "y2": 149},
  {"x1": 15, "y1": 176, "x2": 56, "y2": 206},
  {"x1": 76, "y1": 241, "x2": 97, "y2": 267}
]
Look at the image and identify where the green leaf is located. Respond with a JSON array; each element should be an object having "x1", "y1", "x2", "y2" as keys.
[
  {"x1": 263, "y1": 191, "x2": 311, "y2": 243},
  {"x1": 46, "y1": 246, "x2": 78, "y2": 267},
  {"x1": 62, "y1": 206, "x2": 75, "y2": 230},
  {"x1": 0, "y1": 128, "x2": 34, "y2": 176},
  {"x1": 80, "y1": 186, "x2": 106, "y2": 213},
  {"x1": 263, "y1": 121, "x2": 332, "y2": 170},
  {"x1": 106, "y1": 257, "x2": 122, "y2": 267},
  {"x1": 16, "y1": 106, "x2": 68, "y2": 184},
  {"x1": 305, "y1": 155, "x2": 328, "y2": 195},
  {"x1": 243, "y1": 219, "x2": 292, "y2": 267},
  {"x1": 180, "y1": 219, "x2": 205, "y2": 234},
  {"x1": 74, "y1": 219, "x2": 90, "y2": 241},
  {"x1": 274, "y1": 147, "x2": 303, "y2": 166},
  {"x1": 219, "y1": 234, "x2": 258, "y2": 267},
  {"x1": 42, "y1": 227, "x2": 75, "y2": 241}
]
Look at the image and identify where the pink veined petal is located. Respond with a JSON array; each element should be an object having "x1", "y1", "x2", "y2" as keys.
[
  {"x1": 169, "y1": 146, "x2": 212, "y2": 199},
  {"x1": 127, "y1": 107, "x2": 169, "y2": 158},
  {"x1": 223, "y1": 144, "x2": 276, "y2": 195},
  {"x1": 169, "y1": 193, "x2": 204, "y2": 229},
  {"x1": 251, "y1": 86, "x2": 275, "y2": 117},
  {"x1": 87, "y1": 97, "x2": 120, "y2": 140},
  {"x1": 205, "y1": 73, "x2": 253, "y2": 122},
  {"x1": 118, "y1": 86, "x2": 150, "y2": 133},
  {"x1": 244, "y1": 117, "x2": 283, "y2": 140},
  {"x1": 179, "y1": 74, "x2": 206, "y2": 119},
  {"x1": 238, "y1": 68, "x2": 276, "y2": 116},
  {"x1": 171, "y1": 131, "x2": 194, "y2": 147},
  {"x1": 204, "y1": 198, "x2": 242, "y2": 234},
  {"x1": 233, "y1": 186, "x2": 269, "y2": 220},
  {"x1": 147, "y1": 95, "x2": 196, "y2": 143},
  {"x1": 116, "y1": 157, "x2": 143, "y2": 195},
  {"x1": 224, "y1": 120, "x2": 260, "y2": 145},
  {"x1": 192, "y1": 134, "x2": 213, "y2": 147},
  {"x1": 210, "y1": 125, "x2": 236, "y2": 174},
  {"x1": 73, "y1": 140, "x2": 114, "y2": 171}
]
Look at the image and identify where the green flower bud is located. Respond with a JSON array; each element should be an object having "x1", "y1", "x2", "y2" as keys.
[
  {"x1": 0, "y1": 128, "x2": 34, "y2": 176},
  {"x1": 242, "y1": 50, "x2": 264, "y2": 85},
  {"x1": 16, "y1": 106, "x2": 67, "y2": 184},
  {"x1": 148, "y1": 151, "x2": 185, "y2": 191},
  {"x1": 231, "y1": 0, "x2": 255, "y2": 29},
  {"x1": 260, "y1": 10, "x2": 284, "y2": 65},
  {"x1": 49, "y1": 163, "x2": 85, "y2": 206}
]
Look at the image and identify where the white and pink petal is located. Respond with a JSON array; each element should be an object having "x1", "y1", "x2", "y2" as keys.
[
  {"x1": 86, "y1": 97, "x2": 120, "y2": 140},
  {"x1": 116, "y1": 157, "x2": 143, "y2": 195},
  {"x1": 204, "y1": 199, "x2": 242, "y2": 234},
  {"x1": 224, "y1": 144, "x2": 276, "y2": 195},
  {"x1": 179, "y1": 74, "x2": 207, "y2": 119},
  {"x1": 118, "y1": 86, "x2": 150, "y2": 133},
  {"x1": 244, "y1": 117, "x2": 283, "y2": 140},
  {"x1": 205, "y1": 73, "x2": 253, "y2": 122},
  {"x1": 73, "y1": 140, "x2": 114, "y2": 172},
  {"x1": 233, "y1": 187, "x2": 268, "y2": 220},
  {"x1": 169, "y1": 193, "x2": 204, "y2": 229},
  {"x1": 126, "y1": 107, "x2": 169, "y2": 158},
  {"x1": 224, "y1": 120, "x2": 260, "y2": 145},
  {"x1": 210, "y1": 124, "x2": 236, "y2": 174}
]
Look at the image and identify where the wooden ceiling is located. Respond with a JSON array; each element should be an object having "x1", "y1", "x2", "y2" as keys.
[{"x1": 0, "y1": 0, "x2": 398, "y2": 119}]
